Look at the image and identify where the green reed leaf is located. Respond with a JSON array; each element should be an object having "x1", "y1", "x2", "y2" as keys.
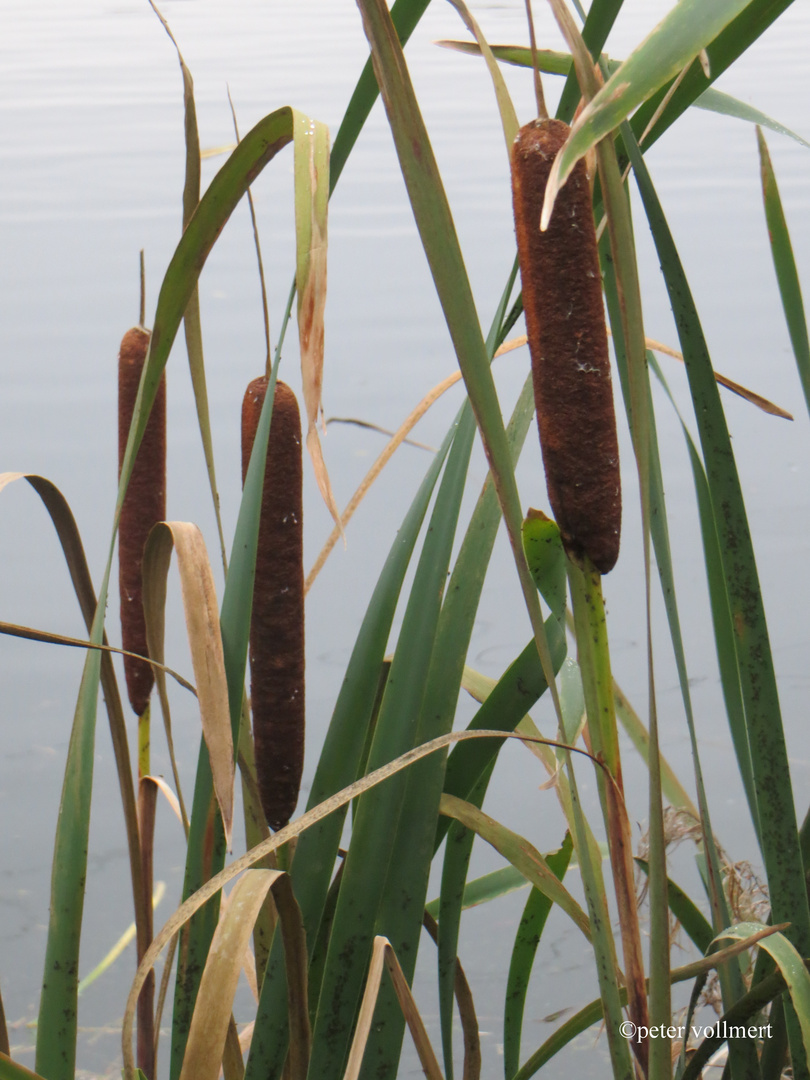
[
  {"x1": 546, "y1": 0, "x2": 754, "y2": 207},
  {"x1": 629, "y1": 124, "x2": 810, "y2": 1079},
  {"x1": 504, "y1": 834, "x2": 573, "y2": 1080},
  {"x1": 757, "y1": 127, "x2": 810, "y2": 418},
  {"x1": 243, "y1": 424, "x2": 455, "y2": 1080}
]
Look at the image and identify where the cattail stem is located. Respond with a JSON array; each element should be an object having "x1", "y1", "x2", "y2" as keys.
[{"x1": 241, "y1": 378, "x2": 305, "y2": 831}]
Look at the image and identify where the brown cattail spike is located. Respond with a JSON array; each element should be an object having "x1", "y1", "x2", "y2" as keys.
[
  {"x1": 242, "y1": 378, "x2": 305, "y2": 831},
  {"x1": 118, "y1": 326, "x2": 166, "y2": 716},
  {"x1": 512, "y1": 119, "x2": 621, "y2": 574}
]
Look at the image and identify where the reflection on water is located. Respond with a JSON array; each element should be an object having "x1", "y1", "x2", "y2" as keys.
[{"x1": 2, "y1": 0, "x2": 810, "y2": 1075}]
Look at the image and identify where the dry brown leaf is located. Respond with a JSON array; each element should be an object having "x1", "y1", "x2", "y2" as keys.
[
  {"x1": 505, "y1": 331, "x2": 792, "y2": 418},
  {"x1": 142, "y1": 522, "x2": 233, "y2": 846},
  {"x1": 644, "y1": 334, "x2": 793, "y2": 419},
  {"x1": 294, "y1": 112, "x2": 340, "y2": 528},
  {"x1": 306, "y1": 370, "x2": 461, "y2": 591},
  {"x1": 343, "y1": 936, "x2": 444, "y2": 1080},
  {"x1": 144, "y1": 773, "x2": 184, "y2": 827},
  {"x1": 179, "y1": 869, "x2": 277, "y2": 1080}
]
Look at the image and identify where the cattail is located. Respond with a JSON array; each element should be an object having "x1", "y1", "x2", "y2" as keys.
[
  {"x1": 118, "y1": 326, "x2": 166, "y2": 715},
  {"x1": 241, "y1": 378, "x2": 305, "y2": 831},
  {"x1": 512, "y1": 118, "x2": 621, "y2": 573}
]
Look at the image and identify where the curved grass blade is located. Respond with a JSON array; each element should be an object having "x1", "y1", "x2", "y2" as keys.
[
  {"x1": 0, "y1": 474, "x2": 140, "y2": 1080},
  {"x1": 0, "y1": 622, "x2": 196, "y2": 695},
  {"x1": 439, "y1": 795, "x2": 591, "y2": 941},
  {"x1": 698, "y1": 90, "x2": 810, "y2": 151},
  {"x1": 680, "y1": 923, "x2": 810, "y2": 1080},
  {"x1": 435, "y1": 41, "x2": 573, "y2": 77},
  {"x1": 0, "y1": 474, "x2": 148, "y2": 1015},
  {"x1": 442, "y1": 37, "x2": 810, "y2": 151},
  {"x1": 757, "y1": 127, "x2": 810, "y2": 418},
  {"x1": 714, "y1": 923, "x2": 810, "y2": 1061},
  {"x1": 179, "y1": 870, "x2": 277, "y2": 1080}
]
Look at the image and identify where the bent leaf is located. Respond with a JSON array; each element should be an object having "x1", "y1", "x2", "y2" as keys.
[
  {"x1": 179, "y1": 871, "x2": 277, "y2": 1080},
  {"x1": 142, "y1": 522, "x2": 233, "y2": 846},
  {"x1": 294, "y1": 111, "x2": 339, "y2": 527}
]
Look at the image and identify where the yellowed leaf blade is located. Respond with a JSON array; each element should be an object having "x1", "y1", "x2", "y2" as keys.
[
  {"x1": 217, "y1": 888, "x2": 259, "y2": 1003},
  {"x1": 343, "y1": 937, "x2": 444, "y2": 1080},
  {"x1": 293, "y1": 110, "x2": 340, "y2": 527},
  {"x1": 305, "y1": 369, "x2": 461, "y2": 591},
  {"x1": 440, "y1": 793, "x2": 591, "y2": 941},
  {"x1": 142, "y1": 527, "x2": 191, "y2": 834},
  {"x1": 143, "y1": 522, "x2": 233, "y2": 846},
  {"x1": 77, "y1": 882, "x2": 166, "y2": 997},
  {"x1": 179, "y1": 870, "x2": 277, "y2": 1080},
  {"x1": 342, "y1": 936, "x2": 388, "y2": 1080},
  {"x1": 381, "y1": 940, "x2": 445, "y2": 1080},
  {"x1": 145, "y1": 774, "x2": 184, "y2": 827},
  {"x1": 644, "y1": 335, "x2": 793, "y2": 419}
]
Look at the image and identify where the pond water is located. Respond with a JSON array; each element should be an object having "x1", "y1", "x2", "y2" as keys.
[{"x1": 2, "y1": 1, "x2": 810, "y2": 1076}]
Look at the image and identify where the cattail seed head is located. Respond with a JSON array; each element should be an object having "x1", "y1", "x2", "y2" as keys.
[
  {"x1": 118, "y1": 326, "x2": 166, "y2": 715},
  {"x1": 512, "y1": 118, "x2": 621, "y2": 574},
  {"x1": 242, "y1": 377, "x2": 305, "y2": 831}
]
